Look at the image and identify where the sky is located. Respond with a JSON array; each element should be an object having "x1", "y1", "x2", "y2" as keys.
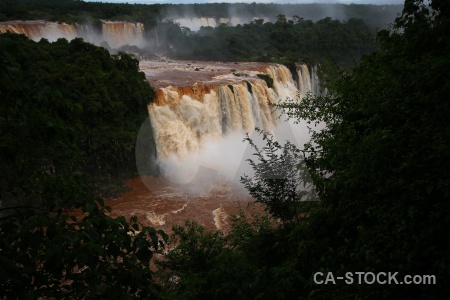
[{"x1": 84, "y1": 0, "x2": 405, "y2": 5}]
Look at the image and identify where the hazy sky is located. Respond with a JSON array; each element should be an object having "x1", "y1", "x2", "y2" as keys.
[{"x1": 84, "y1": 0, "x2": 405, "y2": 4}]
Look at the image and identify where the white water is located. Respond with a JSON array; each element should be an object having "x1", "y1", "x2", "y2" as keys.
[
  {"x1": 173, "y1": 17, "x2": 253, "y2": 31},
  {"x1": 0, "y1": 20, "x2": 145, "y2": 48},
  {"x1": 146, "y1": 64, "x2": 319, "y2": 191}
]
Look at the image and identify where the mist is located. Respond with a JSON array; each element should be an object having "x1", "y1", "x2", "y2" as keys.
[
  {"x1": 142, "y1": 110, "x2": 318, "y2": 199},
  {"x1": 159, "y1": 3, "x2": 403, "y2": 32}
]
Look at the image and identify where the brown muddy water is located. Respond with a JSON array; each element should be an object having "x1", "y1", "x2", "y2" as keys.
[{"x1": 103, "y1": 176, "x2": 263, "y2": 233}]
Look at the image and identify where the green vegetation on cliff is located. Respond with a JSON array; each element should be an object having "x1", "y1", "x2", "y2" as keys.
[
  {"x1": 0, "y1": 33, "x2": 156, "y2": 203},
  {"x1": 0, "y1": 33, "x2": 164, "y2": 298}
]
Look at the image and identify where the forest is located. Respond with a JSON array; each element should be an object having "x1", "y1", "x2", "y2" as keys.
[
  {"x1": 157, "y1": 16, "x2": 375, "y2": 66},
  {"x1": 0, "y1": 33, "x2": 163, "y2": 298},
  {"x1": 0, "y1": 0, "x2": 401, "y2": 29},
  {"x1": 0, "y1": 0, "x2": 402, "y2": 66},
  {"x1": 1, "y1": 0, "x2": 449, "y2": 299}
]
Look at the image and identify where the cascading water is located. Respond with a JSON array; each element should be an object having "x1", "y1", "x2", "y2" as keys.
[
  {"x1": 0, "y1": 20, "x2": 145, "y2": 49},
  {"x1": 141, "y1": 61, "x2": 319, "y2": 188},
  {"x1": 0, "y1": 17, "x2": 321, "y2": 225},
  {"x1": 101, "y1": 21, "x2": 145, "y2": 48},
  {"x1": 172, "y1": 17, "x2": 270, "y2": 31},
  {"x1": 174, "y1": 17, "x2": 220, "y2": 31},
  {"x1": 0, "y1": 21, "x2": 79, "y2": 42}
]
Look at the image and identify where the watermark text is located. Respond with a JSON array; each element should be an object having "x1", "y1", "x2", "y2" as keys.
[{"x1": 314, "y1": 272, "x2": 436, "y2": 285}]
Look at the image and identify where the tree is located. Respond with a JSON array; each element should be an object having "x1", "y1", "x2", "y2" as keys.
[
  {"x1": 277, "y1": 0, "x2": 450, "y2": 297},
  {"x1": 157, "y1": 215, "x2": 300, "y2": 300},
  {"x1": 158, "y1": 1, "x2": 450, "y2": 298},
  {"x1": 153, "y1": 1, "x2": 450, "y2": 298},
  {"x1": 0, "y1": 33, "x2": 157, "y2": 205},
  {"x1": 0, "y1": 34, "x2": 166, "y2": 298},
  {"x1": 0, "y1": 197, "x2": 167, "y2": 299},
  {"x1": 240, "y1": 129, "x2": 318, "y2": 225}
]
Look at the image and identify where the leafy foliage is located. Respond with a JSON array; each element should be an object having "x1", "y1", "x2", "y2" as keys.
[
  {"x1": 0, "y1": 2, "x2": 402, "y2": 30},
  {"x1": 241, "y1": 129, "x2": 318, "y2": 225},
  {"x1": 0, "y1": 33, "x2": 165, "y2": 297},
  {"x1": 0, "y1": 0, "x2": 163, "y2": 26},
  {"x1": 0, "y1": 33, "x2": 156, "y2": 203},
  {"x1": 164, "y1": 16, "x2": 376, "y2": 67},
  {"x1": 276, "y1": 0, "x2": 450, "y2": 298},
  {"x1": 0, "y1": 198, "x2": 167, "y2": 299},
  {"x1": 157, "y1": 215, "x2": 302, "y2": 300},
  {"x1": 0, "y1": 2, "x2": 398, "y2": 66},
  {"x1": 160, "y1": 0, "x2": 450, "y2": 299},
  {"x1": 2, "y1": 1, "x2": 449, "y2": 299}
]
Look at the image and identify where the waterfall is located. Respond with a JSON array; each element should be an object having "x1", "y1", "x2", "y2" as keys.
[
  {"x1": 146, "y1": 63, "x2": 318, "y2": 185},
  {"x1": 296, "y1": 64, "x2": 321, "y2": 99},
  {"x1": 0, "y1": 21, "x2": 78, "y2": 42},
  {"x1": 311, "y1": 65, "x2": 321, "y2": 96},
  {"x1": 154, "y1": 27, "x2": 160, "y2": 47},
  {"x1": 101, "y1": 21, "x2": 145, "y2": 48},
  {"x1": 171, "y1": 17, "x2": 272, "y2": 32},
  {"x1": 142, "y1": 62, "x2": 318, "y2": 185},
  {"x1": 175, "y1": 18, "x2": 218, "y2": 31},
  {"x1": 0, "y1": 20, "x2": 145, "y2": 49},
  {"x1": 173, "y1": 17, "x2": 248, "y2": 31}
]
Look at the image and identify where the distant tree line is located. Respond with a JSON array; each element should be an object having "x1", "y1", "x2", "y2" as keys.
[
  {"x1": 0, "y1": 0, "x2": 401, "y2": 67},
  {"x1": 162, "y1": 2, "x2": 402, "y2": 29},
  {"x1": 159, "y1": 15, "x2": 376, "y2": 67},
  {"x1": 0, "y1": 0, "x2": 162, "y2": 28},
  {"x1": 0, "y1": 0, "x2": 402, "y2": 30}
]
